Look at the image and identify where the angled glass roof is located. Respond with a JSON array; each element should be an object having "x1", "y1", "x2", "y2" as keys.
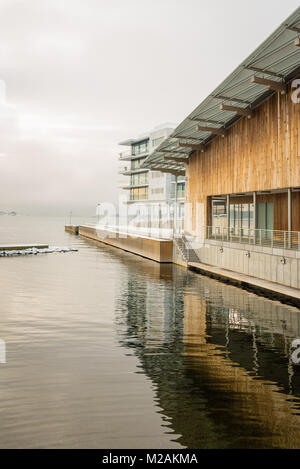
[{"x1": 143, "y1": 7, "x2": 300, "y2": 174}]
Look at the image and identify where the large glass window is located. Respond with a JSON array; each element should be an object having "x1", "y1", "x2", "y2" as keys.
[
  {"x1": 131, "y1": 140, "x2": 149, "y2": 156},
  {"x1": 230, "y1": 203, "x2": 254, "y2": 233},
  {"x1": 177, "y1": 182, "x2": 185, "y2": 199},
  {"x1": 130, "y1": 187, "x2": 148, "y2": 201},
  {"x1": 131, "y1": 157, "x2": 147, "y2": 170},
  {"x1": 212, "y1": 199, "x2": 227, "y2": 217},
  {"x1": 257, "y1": 202, "x2": 274, "y2": 231},
  {"x1": 130, "y1": 172, "x2": 148, "y2": 186}
]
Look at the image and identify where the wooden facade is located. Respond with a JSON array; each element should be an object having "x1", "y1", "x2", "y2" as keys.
[{"x1": 186, "y1": 85, "x2": 300, "y2": 236}]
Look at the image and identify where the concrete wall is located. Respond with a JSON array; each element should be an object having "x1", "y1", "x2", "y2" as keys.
[
  {"x1": 195, "y1": 240, "x2": 300, "y2": 289},
  {"x1": 79, "y1": 225, "x2": 173, "y2": 263},
  {"x1": 65, "y1": 225, "x2": 79, "y2": 235}
]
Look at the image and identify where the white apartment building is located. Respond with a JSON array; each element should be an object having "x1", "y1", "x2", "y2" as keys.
[{"x1": 118, "y1": 124, "x2": 185, "y2": 216}]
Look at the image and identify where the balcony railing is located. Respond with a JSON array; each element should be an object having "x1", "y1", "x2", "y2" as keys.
[
  {"x1": 207, "y1": 226, "x2": 300, "y2": 251},
  {"x1": 119, "y1": 150, "x2": 149, "y2": 161}
]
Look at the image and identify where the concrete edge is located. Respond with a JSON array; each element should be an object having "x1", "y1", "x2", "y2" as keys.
[{"x1": 188, "y1": 263, "x2": 300, "y2": 309}]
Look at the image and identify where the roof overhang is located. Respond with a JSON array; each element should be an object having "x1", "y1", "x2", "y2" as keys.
[{"x1": 142, "y1": 7, "x2": 300, "y2": 174}]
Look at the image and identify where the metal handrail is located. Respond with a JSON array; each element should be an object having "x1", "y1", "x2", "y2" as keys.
[{"x1": 207, "y1": 226, "x2": 300, "y2": 251}]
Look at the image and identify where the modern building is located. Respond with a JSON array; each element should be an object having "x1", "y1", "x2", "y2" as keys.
[
  {"x1": 118, "y1": 124, "x2": 185, "y2": 213},
  {"x1": 143, "y1": 7, "x2": 300, "y2": 291}
]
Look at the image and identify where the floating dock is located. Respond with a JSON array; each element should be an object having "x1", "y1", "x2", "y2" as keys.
[{"x1": 0, "y1": 244, "x2": 49, "y2": 251}]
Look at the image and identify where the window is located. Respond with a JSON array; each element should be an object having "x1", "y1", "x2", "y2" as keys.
[
  {"x1": 130, "y1": 187, "x2": 148, "y2": 201},
  {"x1": 130, "y1": 172, "x2": 148, "y2": 186},
  {"x1": 212, "y1": 200, "x2": 227, "y2": 217},
  {"x1": 171, "y1": 181, "x2": 186, "y2": 199},
  {"x1": 131, "y1": 157, "x2": 146, "y2": 170},
  {"x1": 230, "y1": 203, "x2": 254, "y2": 232},
  {"x1": 131, "y1": 140, "x2": 149, "y2": 156},
  {"x1": 177, "y1": 182, "x2": 185, "y2": 199}
]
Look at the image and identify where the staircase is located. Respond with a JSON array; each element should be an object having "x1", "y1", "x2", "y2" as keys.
[{"x1": 174, "y1": 235, "x2": 200, "y2": 264}]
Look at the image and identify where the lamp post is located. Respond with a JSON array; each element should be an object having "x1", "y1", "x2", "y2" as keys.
[{"x1": 97, "y1": 203, "x2": 101, "y2": 226}]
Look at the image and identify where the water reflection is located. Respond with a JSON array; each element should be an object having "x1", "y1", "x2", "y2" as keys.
[
  {"x1": 1, "y1": 217, "x2": 300, "y2": 448},
  {"x1": 116, "y1": 261, "x2": 300, "y2": 449}
]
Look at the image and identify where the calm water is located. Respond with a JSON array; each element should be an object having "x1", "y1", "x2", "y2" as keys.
[{"x1": 0, "y1": 215, "x2": 300, "y2": 449}]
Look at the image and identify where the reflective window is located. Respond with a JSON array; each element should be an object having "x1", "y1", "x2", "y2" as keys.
[{"x1": 131, "y1": 140, "x2": 149, "y2": 156}]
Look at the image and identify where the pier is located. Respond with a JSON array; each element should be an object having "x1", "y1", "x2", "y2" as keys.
[
  {"x1": 65, "y1": 225, "x2": 79, "y2": 235},
  {"x1": 77, "y1": 225, "x2": 173, "y2": 263}
]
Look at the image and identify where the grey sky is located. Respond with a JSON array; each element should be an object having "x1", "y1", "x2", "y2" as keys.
[{"x1": 0, "y1": 0, "x2": 299, "y2": 215}]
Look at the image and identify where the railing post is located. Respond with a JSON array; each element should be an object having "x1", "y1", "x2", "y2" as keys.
[
  {"x1": 284, "y1": 231, "x2": 286, "y2": 250},
  {"x1": 271, "y1": 230, "x2": 274, "y2": 248},
  {"x1": 259, "y1": 229, "x2": 262, "y2": 246}
]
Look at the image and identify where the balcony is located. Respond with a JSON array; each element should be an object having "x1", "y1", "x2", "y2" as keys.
[
  {"x1": 120, "y1": 183, "x2": 149, "y2": 190},
  {"x1": 119, "y1": 150, "x2": 149, "y2": 161},
  {"x1": 118, "y1": 167, "x2": 148, "y2": 176}
]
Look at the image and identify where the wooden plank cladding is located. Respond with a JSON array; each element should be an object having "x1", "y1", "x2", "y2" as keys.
[{"x1": 186, "y1": 85, "x2": 300, "y2": 235}]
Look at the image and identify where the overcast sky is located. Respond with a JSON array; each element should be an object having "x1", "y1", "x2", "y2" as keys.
[{"x1": 0, "y1": 0, "x2": 299, "y2": 215}]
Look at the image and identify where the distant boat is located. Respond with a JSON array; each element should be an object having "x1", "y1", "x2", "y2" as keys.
[{"x1": 0, "y1": 210, "x2": 17, "y2": 216}]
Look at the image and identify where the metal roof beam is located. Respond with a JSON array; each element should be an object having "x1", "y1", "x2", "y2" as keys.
[
  {"x1": 150, "y1": 167, "x2": 185, "y2": 176},
  {"x1": 172, "y1": 135, "x2": 204, "y2": 142},
  {"x1": 189, "y1": 117, "x2": 225, "y2": 125},
  {"x1": 178, "y1": 142, "x2": 206, "y2": 152},
  {"x1": 251, "y1": 76, "x2": 287, "y2": 94},
  {"x1": 244, "y1": 65, "x2": 285, "y2": 78},
  {"x1": 219, "y1": 103, "x2": 253, "y2": 118},
  {"x1": 249, "y1": 38, "x2": 295, "y2": 66},
  {"x1": 213, "y1": 94, "x2": 251, "y2": 105},
  {"x1": 287, "y1": 25, "x2": 300, "y2": 34},
  {"x1": 157, "y1": 148, "x2": 186, "y2": 154},
  {"x1": 196, "y1": 125, "x2": 226, "y2": 137},
  {"x1": 163, "y1": 156, "x2": 189, "y2": 163}
]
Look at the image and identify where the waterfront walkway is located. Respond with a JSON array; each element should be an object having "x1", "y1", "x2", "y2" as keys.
[{"x1": 189, "y1": 261, "x2": 300, "y2": 306}]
